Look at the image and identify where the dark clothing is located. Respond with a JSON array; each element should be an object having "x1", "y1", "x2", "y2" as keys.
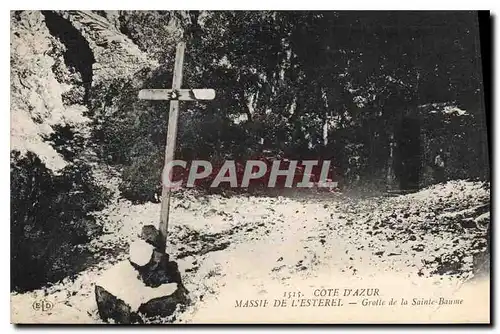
[
  {"x1": 433, "y1": 167, "x2": 445, "y2": 183},
  {"x1": 433, "y1": 154, "x2": 445, "y2": 183}
]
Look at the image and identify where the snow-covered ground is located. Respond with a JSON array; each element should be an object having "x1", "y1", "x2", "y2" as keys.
[{"x1": 10, "y1": 180, "x2": 490, "y2": 323}]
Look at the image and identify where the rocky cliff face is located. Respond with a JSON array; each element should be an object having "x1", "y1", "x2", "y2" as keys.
[
  {"x1": 55, "y1": 11, "x2": 155, "y2": 86},
  {"x1": 10, "y1": 10, "x2": 160, "y2": 292},
  {"x1": 10, "y1": 10, "x2": 156, "y2": 171},
  {"x1": 11, "y1": 10, "x2": 74, "y2": 170}
]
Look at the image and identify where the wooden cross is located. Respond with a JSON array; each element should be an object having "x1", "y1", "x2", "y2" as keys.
[{"x1": 138, "y1": 42, "x2": 216, "y2": 253}]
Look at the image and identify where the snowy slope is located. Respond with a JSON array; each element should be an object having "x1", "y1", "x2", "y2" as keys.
[{"x1": 11, "y1": 180, "x2": 490, "y2": 323}]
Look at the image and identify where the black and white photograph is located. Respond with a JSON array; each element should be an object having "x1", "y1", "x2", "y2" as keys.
[{"x1": 9, "y1": 10, "x2": 490, "y2": 324}]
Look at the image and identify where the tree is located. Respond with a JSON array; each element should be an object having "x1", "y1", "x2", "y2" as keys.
[{"x1": 90, "y1": 11, "x2": 486, "y2": 200}]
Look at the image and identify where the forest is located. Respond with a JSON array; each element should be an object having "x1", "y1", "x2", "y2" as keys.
[
  {"x1": 11, "y1": 10, "x2": 489, "y2": 305},
  {"x1": 92, "y1": 11, "x2": 488, "y2": 201}
]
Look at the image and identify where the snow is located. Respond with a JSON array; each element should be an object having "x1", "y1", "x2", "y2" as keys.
[
  {"x1": 129, "y1": 240, "x2": 155, "y2": 267},
  {"x1": 10, "y1": 180, "x2": 490, "y2": 323},
  {"x1": 96, "y1": 261, "x2": 177, "y2": 312},
  {"x1": 10, "y1": 11, "x2": 74, "y2": 171}
]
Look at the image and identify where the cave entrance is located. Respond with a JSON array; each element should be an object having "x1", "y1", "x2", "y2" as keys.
[
  {"x1": 393, "y1": 116, "x2": 422, "y2": 191},
  {"x1": 41, "y1": 11, "x2": 95, "y2": 104}
]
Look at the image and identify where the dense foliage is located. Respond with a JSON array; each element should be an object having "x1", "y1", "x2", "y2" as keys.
[
  {"x1": 90, "y1": 11, "x2": 488, "y2": 202},
  {"x1": 11, "y1": 151, "x2": 111, "y2": 291}
]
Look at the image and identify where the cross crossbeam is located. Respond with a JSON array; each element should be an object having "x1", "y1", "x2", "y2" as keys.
[{"x1": 139, "y1": 88, "x2": 216, "y2": 101}]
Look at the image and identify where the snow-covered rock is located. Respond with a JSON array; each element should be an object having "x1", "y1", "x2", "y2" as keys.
[{"x1": 95, "y1": 260, "x2": 187, "y2": 324}]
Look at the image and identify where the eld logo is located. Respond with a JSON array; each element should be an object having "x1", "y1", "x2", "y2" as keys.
[{"x1": 32, "y1": 300, "x2": 53, "y2": 312}]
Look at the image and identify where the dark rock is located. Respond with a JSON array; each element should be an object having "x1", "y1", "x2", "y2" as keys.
[
  {"x1": 460, "y1": 219, "x2": 477, "y2": 229},
  {"x1": 140, "y1": 225, "x2": 162, "y2": 248},
  {"x1": 138, "y1": 284, "x2": 189, "y2": 318},
  {"x1": 95, "y1": 261, "x2": 189, "y2": 324},
  {"x1": 136, "y1": 253, "x2": 182, "y2": 288},
  {"x1": 95, "y1": 285, "x2": 142, "y2": 324},
  {"x1": 185, "y1": 266, "x2": 198, "y2": 273}
]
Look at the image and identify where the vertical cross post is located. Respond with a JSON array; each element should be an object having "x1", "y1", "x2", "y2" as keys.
[
  {"x1": 138, "y1": 42, "x2": 215, "y2": 254},
  {"x1": 158, "y1": 42, "x2": 185, "y2": 253}
]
